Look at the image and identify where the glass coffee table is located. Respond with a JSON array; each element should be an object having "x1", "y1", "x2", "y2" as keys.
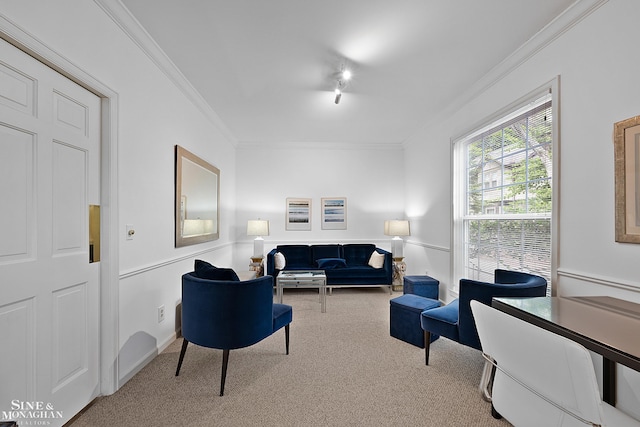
[{"x1": 276, "y1": 270, "x2": 327, "y2": 313}]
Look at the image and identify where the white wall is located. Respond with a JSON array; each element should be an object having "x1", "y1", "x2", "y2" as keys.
[
  {"x1": 402, "y1": 0, "x2": 640, "y2": 418},
  {"x1": 235, "y1": 143, "x2": 405, "y2": 264},
  {"x1": 1, "y1": 0, "x2": 238, "y2": 385}
]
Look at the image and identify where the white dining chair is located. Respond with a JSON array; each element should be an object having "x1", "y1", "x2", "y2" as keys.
[{"x1": 470, "y1": 300, "x2": 640, "y2": 427}]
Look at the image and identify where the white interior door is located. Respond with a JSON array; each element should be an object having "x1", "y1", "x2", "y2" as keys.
[{"x1": 0, "y1": 38, "x2": 100, "y2": 426}]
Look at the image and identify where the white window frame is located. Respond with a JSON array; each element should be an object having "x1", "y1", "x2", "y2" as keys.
[{"x1": 451, "y1": 78, "x2": 559, "y2": 295}]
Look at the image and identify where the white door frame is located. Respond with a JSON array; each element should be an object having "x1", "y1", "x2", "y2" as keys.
[{"x1": 0, "y1": 15, "x2": 120, "y2": 395}]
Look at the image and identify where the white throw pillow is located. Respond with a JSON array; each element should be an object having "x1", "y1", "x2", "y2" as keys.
[
  {"x1": 368, "y1": 251, "x2": 385, "y2": 269},
  {"x1": 274, "y1": 252, "x2": 286, "y2": 270}
]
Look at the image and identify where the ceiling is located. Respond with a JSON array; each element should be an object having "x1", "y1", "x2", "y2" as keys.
[{"x1": 120, "y1": 0, "x2": 576, "y2": 146}]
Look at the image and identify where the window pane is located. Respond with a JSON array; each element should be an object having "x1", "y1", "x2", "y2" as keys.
[
  {"x1": 503, "y1": 119, "x2": 526, "y2": 155},
  {"x1": 467, "y1": 139, "x2": 483, "y2": 167},
  {"x1": 465, "y1": 219, "x2": 551, "y2": 284},
  {"x1": 465, "y1": 102, "x2": 552, "y2": 216},
  {"x1": 459, "y1": 97, "x2": 552, "y2": 290},
  {"x1": 484, "y1": 130, "x2": 503, "y2": 156},
  {"x1": 529, "y1": 107, "x2": 552, "y2": 149}
]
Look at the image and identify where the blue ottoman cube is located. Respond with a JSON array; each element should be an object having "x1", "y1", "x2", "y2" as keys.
[
  {"x1": 390, "y1": 294, "x2": 440, "y2": 348},
  {"x1": 403, "y1": 275, "x2": 439, "y2": 299}
]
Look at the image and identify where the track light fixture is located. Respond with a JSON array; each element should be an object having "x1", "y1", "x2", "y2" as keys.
[
  {"x1": 334, "y1": 64, "x2": 351, "y2": 105},
  {"x1": 334, "y1": 87, "x2": 342, "y2": 104}
]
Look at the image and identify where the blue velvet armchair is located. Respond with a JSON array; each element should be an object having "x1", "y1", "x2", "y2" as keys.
[
  {"x1": 420, "y1": 269, "x2": 547, "y2": 365},
  {"x1": 175, "y1": 272, "x2": 293, "y2": 396}
]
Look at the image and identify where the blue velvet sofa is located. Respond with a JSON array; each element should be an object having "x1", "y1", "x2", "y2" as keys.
[{"x1": 266, "y1": 244, "x2": 393, "y2": 292}]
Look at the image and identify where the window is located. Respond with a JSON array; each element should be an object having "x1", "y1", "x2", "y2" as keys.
[{"x1": 453, "y1": 91, "x2": 554, "y2": 291}]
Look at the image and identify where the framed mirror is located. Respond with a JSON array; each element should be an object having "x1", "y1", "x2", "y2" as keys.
[{"x1": 175, "y1": 145, "x2": 220, "y2": 247}]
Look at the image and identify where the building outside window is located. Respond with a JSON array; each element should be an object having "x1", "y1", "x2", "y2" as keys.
[{"x1": 453, "y1": 89, "x2": 555, "y2": 293}]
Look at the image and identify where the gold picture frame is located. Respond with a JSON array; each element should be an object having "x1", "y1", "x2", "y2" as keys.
[{"x1": 614, "y1": 115, "x2": 640, "y2": 243}]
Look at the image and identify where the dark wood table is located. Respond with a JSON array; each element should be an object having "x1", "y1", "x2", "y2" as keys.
[{"x1": 492, "y1": 296, "x2": 640, "y2": 406}]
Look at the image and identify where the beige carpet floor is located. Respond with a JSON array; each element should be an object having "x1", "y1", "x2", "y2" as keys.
[{"x1": 70, "y1": 288, "x2": 511, "y2": 426}]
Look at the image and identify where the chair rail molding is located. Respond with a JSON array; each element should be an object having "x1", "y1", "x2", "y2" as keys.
[
  {"x1": 557, "y1": 268, "x2": 640, "y2": 295},
  {"x1": 119, "y1": 241, "x2": 235, "y2": 279},
  {"x1": 407, "y1": 239, "x2": 450, "y2": 253}
]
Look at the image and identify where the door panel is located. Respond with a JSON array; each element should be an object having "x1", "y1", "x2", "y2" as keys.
[
  {"x1": 52, "y1": 141, "x2": 87, "y2": 253},
  {"x1": 0, "y1": 298, "x2": 35, "y2": 401},
  {"x1": 0, "y1": 37, "x2": 100, "y2": 427},
  {"x1": 0, "y1": 125, "x2": 34, "y2": 261},
  {"x1": 52, "y1": 283, "x2": 88, "y2": 391},
  {"x1": 53, "y1": 90, "x2": 88, "y2": 136},
  {"x1": 0, "y1": 60, "x2": 36, "y2": 115}
]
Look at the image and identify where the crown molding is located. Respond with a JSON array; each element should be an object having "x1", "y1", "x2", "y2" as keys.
[
  {"x1": 464, "y1": 0, "x2": 607, "y2": 103},
  {"x1": 404, "y1": 0, "x2": 608, "y2": 147},
  {"x1": 93, "y1": 0, "x2": 238, "y2": 145},
  {"x1": 236, "y1": 140, "x2": 405, "y2": 151}
]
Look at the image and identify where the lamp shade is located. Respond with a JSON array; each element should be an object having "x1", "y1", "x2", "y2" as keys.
[
  {"x1": 384, "y1": 220, "x2": 410, "y2": 237},
  {"x1": 247, "y1": 220, "x2": 269, "y2": 236}
]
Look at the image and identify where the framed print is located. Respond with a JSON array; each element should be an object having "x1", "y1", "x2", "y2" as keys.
[
  {"x1": 321, "y1": 197, "x2": 347, "y2": 230},
  {"x1": 175, "y1": 145, "x2": 220, "y2": 247},
  {"x1": 614, "y1": 115, "x2": 640, "y2": 243},
  {"x1": 286, "y1": 198, "x2": 312, "y2": 230}
]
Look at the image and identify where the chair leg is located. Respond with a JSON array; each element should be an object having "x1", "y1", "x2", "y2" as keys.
[
  {"x1": 220, "y1": 349, "x2": 230, "y2": 396},
  {"x1": 175, "y1": 338, "x2": 189, "y2": 376},
  {"x1": 424, "y1": 331, "x2": 431, "y2": 365},
  {"x1": 491, "y1": 403, "x2": 502, "y2": 419},
  {"x1": 285, "y1": 324, "x2": 290, "y2": 355},
  {"x1": 479, "y1": 357, "x2": 496, "y2": 402}
]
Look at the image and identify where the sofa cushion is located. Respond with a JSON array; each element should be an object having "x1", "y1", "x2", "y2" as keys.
[
  {"x1": 194, "y1": 259, "x2": 240, "y2": 281},
  {"x1": 276, "y1": 245, "x2": 312, "y2": 269},
  {"x1": 316, "y1": 258, "x2": 347, "y2": 269},
  {"x1": 342, "y1": 244, "x2": 376, "y2": 266},
  {"x1": 311, "y1": 244, "x2": 342, "y2": 262},
  {"x1": 368, "y1": 251, "x2": 385, "y2": 268}
]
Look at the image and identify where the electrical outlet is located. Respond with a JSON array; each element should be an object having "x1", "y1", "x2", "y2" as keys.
[{"x1": 158, "y1": 305, "x2": 165, "y2": 323}]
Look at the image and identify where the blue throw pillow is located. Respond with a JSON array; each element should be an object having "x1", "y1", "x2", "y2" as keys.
[
  {"x1": 316, "y1": 258, "x2": 347, "y2": 269},
  {"x1": 194, "y1": 259, "x2": 240, "y2": 281}
]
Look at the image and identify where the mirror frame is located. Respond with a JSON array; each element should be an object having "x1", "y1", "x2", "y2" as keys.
[{"x1": 175, "y1": 145, "x2": 220, "y2": 247}]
